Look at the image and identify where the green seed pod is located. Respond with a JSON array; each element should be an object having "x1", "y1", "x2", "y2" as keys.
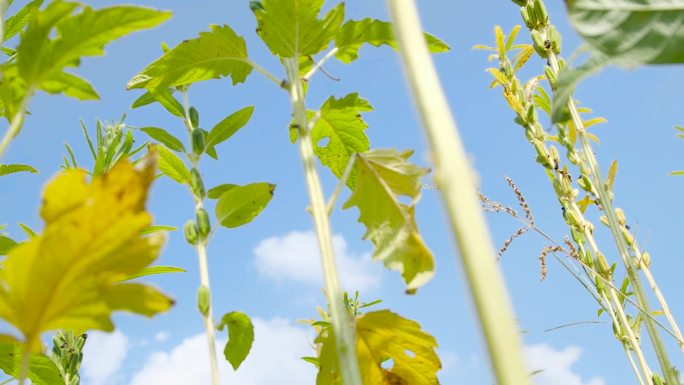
[
  {"x1": 544, "y1": 66, "x2": 557, "y2": 89},
  {"x1": 531, "y1": 30, "x2": 545, "y2": 50},
  {"x1": 599, "y1": 215, "x2": 610, "y2": 227},
  {"x1": 526, "y1": 3, "x2": 538, "y2": 27},
  {"x1": 69, "y1": 374, "x2": 80, "y2": 385},
  {"x1": 196, "y1": 208, "x2": 211, "y2": 239},
  {"x1": 516, "y1": 117, "x2": 527, "y2": 128},
  {"x1": 640, "y1": 252, "x2": 651, "y2": 268},
  {"x1": 578, "y1": 175, "x2": 592, "y2": 192},
  {"x1": 615, "y1": 208, "x2": 627, "y2": 226},
  {"x1": 190, "y1": 168, "x2": 205, "y2": 198},
  {"x1": 549, "y1": 25, "x2": 562, "y2": 54},
  {"x1": 532, "y1": 139, "x2": 549, "y2": 160},
  {"x1": 566, "y1": 210, "x2": 582, "y2": 229},
  {"x1": 596, "y1": 252, "x2": 610, "y2": 276},
  {"x1": 66, "y1": 351, "x2": 80, "y2": 375},
  {"x1": 520, "y1": 6, "x2": 534, "y2": 29},
  {"x1": 567, "y1": 151, "x2": 580, "y2": 165},
  {"x1": 549, "y1": 145, "x2": 560, "y2": 168},
  {"x1": 75, "y1": 333, "x2": 87, "y2": 351},
  {"x1": 191, "y1": 129, "x2": 205, "y2": 155},
  {"x1": 571, "y1": 227, "x2": 583, "y2": 245},
  {"x1": 621, "y1": 227, "x2": 635, "y2": 245},
  {"x1": 525, "y1": 104, "x2": 536, "y2": 123},
  {"x1": 557, "y1": 57, "x2": 567, "y2": 70},
  {"x1": 533, "y1": 0, "x2": 549, "y2": 26},
  {"x1": 511, "y1": 0, "x2": 528, "y2": 6},
  {"x1": 189, "y1": 106, "x2": 200, "y2": 128},
  {"x1": 184, "y1": 220, "x2": 199, "y2": 245},
  {"x1": 197, "y1": 285, "x2": 211, "y2": 316}
]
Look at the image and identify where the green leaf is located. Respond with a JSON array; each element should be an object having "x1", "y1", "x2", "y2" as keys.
[
  {"x1": 207, "y1": 183, "x2": 238, "y2": 199},
  {"x1": 127, "y1": 24, "x2": 252, "y2": 89},
  {"x1": 39, "y1": 70, "x2": 99, "y2": 100},
  {"x1": 123, "y1": 266, "x2": 186, "y2": 281},
  {"x1": 254, "y1": 0, "x2": 344, "y2": 57},
  {"x1": 312, "y1": 93, "x2": 372, "y2": 186},
  {"x1": 215, "y1": 183, "x2": 275, "y2": 228},
  {"x1": 131, "y1": 88, "x2": 185, "y2": 118},
  {"x1": 0, "y1": 344, "x2": 62, "y2": 385},
  {"x1": 157, "y1": 145, "x2": 191, "y2": 185},
  {"x1": 18, "y1": 223, "x2": 38, "y2": 239},
  {"x1": 141, "y1": 225, "x2": 177, "y2": 235},
  {"x1": 0, "y1": 164, "x2": 38, "y2": 176},
  {"x1": 2, "y1": 0, "x2": 44, "y2": 43},
  {"x1": 335, "y1": 19, "x2": 449, "y2": 63},
  {"x1": 316, "y1": 310, "x2": 440, "y2": 385},
  {"x1": 567, "y1": 0, "x2": 684, "y2": 65},
  {"x1": 343, "y1": 149, "x2": 434, "y2": 291},
  {"x1": 0, "y1": 156, "x2": 173, "y2": 351},
  {"x1": 206, "y1": 106, "x2": 254, "y2": 148},
  {"x1": 217, "y1": 311, "x2": 254, "y2": 370},
  {"x1": 0, "y1": 236, "x2": 17, "y2": 255},
  {"x1": 140, "y1": 127, "x2": 186, "y2": 153}
]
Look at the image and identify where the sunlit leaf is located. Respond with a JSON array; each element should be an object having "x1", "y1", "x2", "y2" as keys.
[
  {"x1": 0, "y1": 155, "x2": 173, "y2": 351},
  {"x1": 124, "y1": 266, "x2": 186, "y2": 281},
  {"x1": 334, "y1": 19, "x2": 449, "y2": 64},
  {"x1": 606, "y1": 160, "x2": 618, "y2": 191},
  {"x1": 254, "y1": 0, "x2": 343, "y2": 57},
  {"x1": 40, "y1": 71, "x2": 99, "y2": 100},
  {"x1": 0, "y1": 236, "x2": 17, "y2": 255},
  {"x1": 215, "y1": 183, "x2": 275, "y2": 228},
  {"x1": 317, "y1": 310, "x2": 440, "y2": 385},
  {"x1": 127, "y1": 25, "x2": 252, "y2": 89},
  {"x1": 205, "y1": 106, "x2": 254, "y2": 149},
  {"x1": 312, "y1": 93, "x2": 372, "y2": 186},
  {"x1": 140, "y1": 127, "x2": 186, "y2": 153},
  {"x1": 343, "y1": 149, "x2": 434, "y2": 291},
  {"x1": 207, "y1": 183, "x2": 237, "y2": 199},
  {"x1": 2, "y1": 0, "x2": 44, "y2": 43},
  {"x1": 157, "y1": 145, "x2": 191, "y2": 185},
  {"x1": 131, "y1": 87, "x2": 185, "y2": 118},
  {"x1": 217, "y1": 311, "x2": 254, "y2": 370},
  {"x1": 567, "y1": 0, "x2": 684, "y2": 65},
  {"x1": 0, "y1": 164, "x2": 38, "y2": 176},
  {"x1": 0, "y1": 344, "x2": 62, "y2": 385}
]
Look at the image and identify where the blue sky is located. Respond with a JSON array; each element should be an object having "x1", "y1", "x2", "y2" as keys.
[{"x1": 2, "y1": 1, "x2": 684, "y2": 384}]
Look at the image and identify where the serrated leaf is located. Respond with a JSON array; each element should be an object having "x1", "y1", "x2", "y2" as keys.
[
  {"x1": 312, "y1": 93, "x2": 372, "y2": 186},
  {"x1": 157, "y1": 145, "x2": 191, "y2": 185},
  {"x1": 207, "y1": 183, "x2": 237, "y2": 199},
  {"x1": 335, "y1": 19, "x2": 449, "y2": 64},
  {"x1": 317, "y1": 310, "x2": 440, "y2": 385},
  {"x1": 343, "y1": 149, "x2": 434, "y2": 291},
  {"x1": 140, "y1": 127, "x2": 186, "y2": 153},
  {"x1": 0, "y1": 344, "x2": 62, "y2": 385},
  {"x1": 0, "y1": 155, "x2": 173, "y2": 351},
  {"x1": 567, "y1": 0, "x2": 684, "y2": 66},
  {"x1": 40, "y1": 70, "x2": 99, "y2": 100},
  {"x1": 254, "y1": 0, "x2": 343, "y2": 57},
  {"x1": 127, "y1": 24, "x2": 252, "y2": 89},
  {"x1": 206, "y1": 106, "x2": 254, "y2": 148},
  {"x1": 0, "y1": 164, "x2": 38, "y2": 176},
  {"x1": 2, "y1": 0, "x2": 44, "y2": 43},
  {"x1": 217, "y1": 311, "x2": 254, "y2": 370},
  {"x1": 123, "y1": 266, "x2": 186, "y2": 281},
  {"x1": 215, "y1": 183, "x2": 275, "y2": 228}
]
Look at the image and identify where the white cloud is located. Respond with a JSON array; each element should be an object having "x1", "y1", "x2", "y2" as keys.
[
  {"x1": 253, "y1": 230, "x2": 381, "y2": 291},
  {"x1": 155, "y1": 331, "x2": 169, "y2": 343},
  {"x1": 129, "y1": 318, "x2": 316, "y2": 385},
  {"x1": 82, "y1": 330, "x2": 130, "y2": 385},
  {"x1": 524, "y1": 344, "x2": 605, "y2": 385}
]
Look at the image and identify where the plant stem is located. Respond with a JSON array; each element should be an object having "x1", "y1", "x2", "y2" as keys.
[
  {"x1": 244, "y1": 58, "x2": 284, "y2": 88},
  {"x1": 283, "y1": 57, "x2": 362, "y2": 385},
  {"x1": 303, "y1": 47, "x2": 339, "y2": 81},
  {"x1": 326, "y1": 152, "x2": 356, "y2": 215},
  {"x1": 181, "y1": 90, "x2": 220, "y2": 385},
  {"x1": 17, "y1": 348, "x2": 29, "y2": 385},
  {"x1": 0, "y1": 87, "x2": 34, "y2": 160},
  {"x1": 386, "y1": 2, "x2": 530, "y2": 385}
]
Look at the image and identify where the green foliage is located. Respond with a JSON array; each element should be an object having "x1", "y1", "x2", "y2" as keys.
[
  {"x1": 0, "y1": 155, "x2": 173, "y2": 351},
  {"x1": 205, "y1": 106, "x2": 254, "y2": 151},
  {"x1": 215, "y1": 183, "x2": 275, "y2": 228},
  {"x1": 311, "y1": 93, "x2": 372, "y2": 187},
  {"x1": 0, "y1": 232, "x2": 16, "y2": 255},
  {"x1": 0, "y1": 343, "x2": 62, "y2": 385},
  {"x1": 217, "y1": 311, "x2": 254, "y2": 370},
  {"x1": 335, "y1": 19, "x2": 449, "y2": 63},
  {"x1": 253, "y1": 0, "x2": 343, "y2": 57},
  {"x1": 50, "y1": 330, "x2": 87, "y2": 385},
  {"x1": 0, "y1": 163, "x2": 37, "y2": 176},
  {"x1": 315, "y1": 310, "x2": 441, "y2": 385},
  {"x1": 157, "y1": 145, "x2": 191, "y2": 185},
  {"x1": 124, "y1": 266, "x2": 186, "y2": 281},
  {"x1": 140, "y1": 127, "x2": 186, "y2": 153},
  {"x1": 206, "y1": 183, "x2": 237, "y2": 199},
  {"x1": 126, "y1": 24, "x2": 252, "y2": 89},
  {"x1": 131, "y1": 88, "x2": 185, "y2": 118},
  {"x1": 343, "y1": 149, "x2": 434, "y2": 292}
]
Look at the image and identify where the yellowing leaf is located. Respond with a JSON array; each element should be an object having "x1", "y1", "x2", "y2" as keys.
[
  {"x1": 316, "y1": 310, "x2": 441, "y2": 385},
  {"x1": 343, "y1": 149, "x2": 434, "y2": 291},
  {"x1": 0, "y1": 155, "x2": 173, "y2": 351}
]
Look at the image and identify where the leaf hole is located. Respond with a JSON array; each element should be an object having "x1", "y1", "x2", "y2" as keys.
[
  {"x1": 404, "y1": 349, "x2": 416, "y2": 358},
  {"x1": 317, "y1": 137, "x2": 330, "y2": 148},
  {"x1": 380, "y1": 358, "x2": 394, "y2": 370},
  {"x1": 397, "y1": 194, "x2": 413, "y2": 206}
]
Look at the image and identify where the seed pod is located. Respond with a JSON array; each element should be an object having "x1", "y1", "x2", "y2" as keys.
[
  {"x1": 621, "y1": 227, "x2": 635, "y2": 245},
  {"x1": 596, "y1": 252, "x2": 610, "y2": 276},
  {"x1": 640, "y1": 252, "x2": 651, "y2": 268},
  {"x1": 249, "y1": 1, "x2": 264, "y2": 13},
  {"x1": 526, "y1": 3, "x2": 538, "y2": 27},
  {"x1": 531, "y1": 30, "x2": 545, "y2": 51},
  {"x1": 525, "y1": 104, "x2": 536, "y2": 123},
  {"x1": 69, "y1": 374, "x2": 80, "y2": 385},
  {"x1": 567, "y1": 151, "x2": 580, "y2": 165},
  {"x1": 191, "y1": 129, "x2": 205, "y2": 155},
  {"x1": 549, "y1": 25, "x2": 562, "y2": 54},
  {"x1": 190, "y1": 168, "x2": 205, "y2": 198},
  {"x1": 196, "y1": 208, "x2": 211, "y2": 239},
  {"x1": 511, "y1": 0, "x2": 528, "y2": 6},
  {"x1": 189, "y1": 107, "x2": 200, "y2": 128},
  {"x1": 549, "y1": 145, "x2": 560, "y2": 168},
  {"x1": 599, "y1": 215, "x2": 610, "y2": 227},
  {"x1": 578, "y1": 175, "x2": 592, "y2": 192},
  {"x1": 533, "y1": 0, "x2": 549, "y2": 26},
  {"x1": 197, "y1": 285, "x2": 211, "y2": 316},
  {"x1": 544, "y1": 66, "x2": 557, "y2": 89},
  {"x1": 75, "y1": 334, "x2": 87, "y2": 351},
  {"x1": 566, "y1": 210, "x2": 582, "y2": 229},
  {"x1": 532, "y1": 139, "x2": 549, "y2": 160},
  {"x1": 525, "y1": 125, "x2": 536, "y2": 141},
  {"x1": 615, "y1": 208, "x2": 627, "y2": 226},
  {"x1": 184, "y1": 220, "x2": 199, "y2": 245},
  {"x1": 520, "y1": 6, "x2": 534, "y2": 29}
]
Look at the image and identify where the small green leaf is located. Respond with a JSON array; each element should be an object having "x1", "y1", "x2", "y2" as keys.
[
  {"x1": 18, "y1": 223, "x2": 38, "y2": 239},
  {"x1": 157, "y1": 145, "x2": 191, "y2": 184},
  {"x1": 335, "y1": 19, "x2": 449, "y2": 64},
  {"x1": 40, "y1": 71, "x2": 99, "y2": 100},
  {"x1": 124, "y1": 266, "x2": 186, "y2": 281},
  {"x1": 0, "y1": 344, "x2": 62, "y2": 385},
  {"x1": 0, "y1": 164, "x2": 38, "y2": 176},
  {"x1": 141, "y1": 225, "x2": 177, "y2": 235},
  {"x1": 215, "y1": 183, "x2": 275, "y2": 228},
  {"x1": 206, "y1": 106, "x2": 254, "y2": 148},
  {"x1": 0, "y1": 236, "x2": 18, "y2": 255},
  {"x1": 131, "y1": 88, "x2": 185, "y2": 118},
  {"x1": 207, "y1": 183, "x2": 238, "y2": 199},
  {"x1": 254, "y1": 0, "x2": 344, "y2": 57},
  {"x1": 217, "y1": 311, "x2": 254, "y2": 370},
  {"x1": 140, "y1": 127, "x2": 186, "y2": 153},
  {"x1": 3, "y1": 0, "x2": 45, "y2": 42},
  {"x1": 127, "y1": 25, "x2": 252, "y2": 89}
]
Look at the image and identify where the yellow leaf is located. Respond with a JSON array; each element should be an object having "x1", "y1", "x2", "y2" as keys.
[
  {"x1": 503, "y1": 89, "x2": 525, "y2": 115},
  {"x1": 606, "y1": 160, "x2": 618, "y2": 191},
  {"x1": 0, "y1": 155, "x2": 173, "y2": 351},
  {"x1": 494, "y1": 25, "x2": 505, "y2": 58},
  {"x1": 583, "y1": 117, "x2": 607, "y2": 129},
  {"x1": 486, "y1": 68, "x2": 509, "y2": 87},
  {"x1": 513, "y1": 45, "x2": 534, "y2": 74}
]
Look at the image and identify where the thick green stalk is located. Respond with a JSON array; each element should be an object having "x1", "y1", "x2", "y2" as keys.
[
  {"x1": 283, "y1": 57, "x2": 362, "y2": 385},
  {"x1": 386, "y1": 2, "x2": 530, "y2": 385}
]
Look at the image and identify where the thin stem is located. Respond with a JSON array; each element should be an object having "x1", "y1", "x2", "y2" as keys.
[
  {"x1": 283, "y1": 57, "x2": 362, "y2": 385},
  {"x1": 244, "y1": 58, "x2": 284, "y2": 88},
  {"x1": 0, "y1": 86, "x2": 35, "y2": 160},
  {"x1": 181, "y1": 90, "x2": 220, "y2": 385},
  {"x1": 326, "y1": 152, "x2": 356, "y2": 215},
  {"x1": 17, "y1": 348, "x2": 29, "y2": 385},
  {"x1": 548, "y1": 53, "x2": 677, "y2": 384},
  {"x1": 386, "y1": 2, "x2": 530, "y2": 385},
  {"x1": 302, "y1": 47, "x2": 339, "y2": 81},
  {"x1": 0, "y1": 0, "x2": 7, "y2": 44},
  {"x1": 641, "y1": 266, "x2": 684, "y2": 350}
]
